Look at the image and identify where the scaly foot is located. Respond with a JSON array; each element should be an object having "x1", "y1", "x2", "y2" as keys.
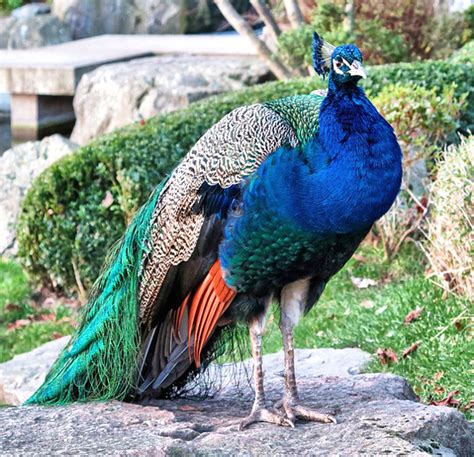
[
  {"x1": 239, "y1": 406, "x2": 295, "y2": 430},
  {"x1": 276, "y1": 399, "x2": 337, "y2": 424}
]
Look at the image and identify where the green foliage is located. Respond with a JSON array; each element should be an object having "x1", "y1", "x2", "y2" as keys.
[
  {"x1": 262, "y1": 244, "x2": 474, "y2": 416},
  {"x1": 0, "y1": 258, "x2": 30, "y2": 319},
  {"x1": 0, "y1": 0, "x2": 23, "y2": 14},
  {"x1": 422, "y1": 137, "x2": 474, "y2": 299},
  {"x1": 0, "y1": 321, "x2": 73, "y2": 364},
  {"x1": 370, "y1": 83, "x2": 464, "y2": 262},
  {"x1": 0, "y1": 258, "x2": 74, "y2": 363},
  {"x1": 372, "y1": 83, "x2": 465, "y2": 159},
  {"x1": 17, "y1": 60, "x2": 474, "y2": 296},
  {"x1": 277, "y1": 0, "x2": 470, "y2": 67},
  {"x1": 451, "y1": 40, "x2": 474, "y2": 64},
  {"x1": 465, "y1": 5, "x2": 474, "y2": 42},
  {"x1": 354, "y1": 19, "x2": 409, "y2": 64}
]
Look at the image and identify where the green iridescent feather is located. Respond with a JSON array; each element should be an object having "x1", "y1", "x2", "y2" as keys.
[
  {"x1": 25, "y1": 177, "x2": 169, "y2": 405},
  {"x1": 263, "y1": 94, "x2": 323, "y2": 145}
]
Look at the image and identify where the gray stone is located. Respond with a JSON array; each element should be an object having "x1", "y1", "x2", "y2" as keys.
[
  {"x1": 71, "y1": 54, "x2": 271, "y2": 145},
  {"x1": 0, "y1": 374, "x2": 472, "y2": 455},
  {"x1": 0, "y1": 342, "x2": 370, "y2": 406},
  {"x1": 0, "y1": 17, "x2": 16, "y2": 48},
  {"x1": 11, "y1": 3, "x2": 51, "y2": 19},
  {"x1": 0, "y1": 135, "x2": 78, "y2": 255},
  {"x1": 52, "y1": 0, "x2": 251, "y2": 39},
  {"x1": 0, "y1": 337, "x2": 70, "y2": 405},
  {"x1": 4, "y1": 15, "x2": 72, "y2": 50},
  {"x1": 52, "y1": 0, "x2": 138, "y2": 40}
]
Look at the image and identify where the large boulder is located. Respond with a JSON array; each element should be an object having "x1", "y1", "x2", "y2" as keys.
[
  {"x1": 52, "y1": 0, "x2": 250, "y2": 39},
  {"x1": 0, "y1": 17, "x2": 16, "y2": 48},
  {"x1": 0, "y1": 336, "x2": 70, "y2": 406},
  {"x1": 71, "y1": 55, "x2": 271, "y2": 145},
  {"x1": 0, "y1": 342, "x2": 370, "y2": 406},
  {"x1": 0, "y1": 15, "x2": 72, "y2": 49},
  {"x1": 0, "y1": 373, "x2": 472, "y2": 455},
  {"x1": 0, "y1": 135, "x2": 78, "y2": 255},
  {"x1": 11, "y1": 3, "x2": 51, "y2": 19}
]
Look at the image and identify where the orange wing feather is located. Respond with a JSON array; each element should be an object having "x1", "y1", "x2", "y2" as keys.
[{"x1": 175, "y1": 260, "x2": 236, "y2": 367}]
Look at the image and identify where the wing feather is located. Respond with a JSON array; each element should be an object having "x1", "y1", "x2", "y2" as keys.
[{"x1": 138, "y1": 103, "x2": 298, "y2": 326}]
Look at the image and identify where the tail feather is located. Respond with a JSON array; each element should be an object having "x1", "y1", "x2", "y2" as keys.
[{"x1": 25, "y1": 177, "x2": 169, "y2": 405}]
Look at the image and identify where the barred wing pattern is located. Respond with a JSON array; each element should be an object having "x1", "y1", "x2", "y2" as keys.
[{"x1": 138, "y1": 104, "x2": 299, "y2": 325}]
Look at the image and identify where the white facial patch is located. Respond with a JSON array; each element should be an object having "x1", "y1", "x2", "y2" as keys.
[{"x1": 332, "y1": 59, "x2": 344, "y2": 75}]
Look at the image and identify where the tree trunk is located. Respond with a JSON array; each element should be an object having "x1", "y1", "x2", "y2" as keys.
[
  {"x1": 283, "y1": 0, "x2": 304, "y2": 28},
  {"x1": 250, "y1": 0, "x2": 281, "y2": 44},
  {"x1": 214, "y1": 0, "x2": 292, "y2": 80}
]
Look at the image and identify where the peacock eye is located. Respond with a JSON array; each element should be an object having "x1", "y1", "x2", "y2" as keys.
[{"x1": 335, "y1": 60, "x2": 342, "y2": 68}]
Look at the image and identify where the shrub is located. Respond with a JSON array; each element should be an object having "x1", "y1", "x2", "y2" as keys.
[
  {"x1": 421, "y1": 137, "x2": 474, "y2": 299},
  {"x1": 17, "y1": 60, "x2": 474, "y2": 296},
  {"x1": 371, "y1": 83, "x2": 465, "y2": 163},
  {"x1": 451, "y1": 40, "x2": 474, "y2": 64},
  {"x1": 277, "y1": 0, "x2": 469, "y2": 67},
  {"x1": 371, "y1": 83, "x2": 464, "y2": 261},
  {"x1": 0, "y1": 0, "x2": 24, "y2": 13}
]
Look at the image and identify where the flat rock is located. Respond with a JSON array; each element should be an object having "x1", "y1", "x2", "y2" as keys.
[
  {"x1": 70, "y1": 54, "x2": 271, "y2": 145},
  {"x1": 0, "y1": 336, "x2": 369, "y2": 406},
  {"x1": 0, "y1": 374, "x2": 472, "y2": 455},
  {"x1": 0, "y1": 135, "x2": 78, "y2": 255},
  {"x1": 1, "y1": 15, "x2": 72, "y2": 50}
]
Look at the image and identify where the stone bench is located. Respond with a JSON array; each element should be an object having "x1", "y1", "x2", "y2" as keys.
[{"x1": 0, "y1": 33, "x2": 256, "y2": 142}]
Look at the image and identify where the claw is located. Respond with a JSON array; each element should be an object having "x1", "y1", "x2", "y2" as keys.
[
  {"x1": 239, "y1": 407, "x2": 295, "y2": 430},
  {"x1": 277, "y1": 400, "x2": 337, "y2": 425}
]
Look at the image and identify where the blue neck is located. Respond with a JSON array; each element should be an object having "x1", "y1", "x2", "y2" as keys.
[{"x1": 269, "y1": 83, "x2": 403, "y2": 234}]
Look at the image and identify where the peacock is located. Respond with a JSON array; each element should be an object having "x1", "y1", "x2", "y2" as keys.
[{"x1": 26, "y1": 33, "x2": 402, "y2": 429}]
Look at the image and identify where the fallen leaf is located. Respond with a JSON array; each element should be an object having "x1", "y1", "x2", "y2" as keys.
[
  {"x1": 360, "y1": 299, "x2": 375, "y2": 309},
  {"x1": 402, "y1": 341, "x2": 421, "y2": 358},
  {"x1": 52, "y1": 332, "x2": 63, "y2": 340},
  {"x1": 5, "y1": 303, "x2": 22, "y2": 312},
  {"x1": 38, "y1": 313, "x2": 56, "y2": 322},
  {"x1": 177, "y1": 405, "x2": 201, "y2": 412},
  {"x1": 351, "y1": 276, "x2": 378, "y2": 289},
  {"x1": 434, "y1": 386, "x2": 445, "y2": 395},
  {"x1": 463, "y1": 400, "x2": 474, "y2": 412},
  {"x1": 403, "y1": 307, "x2": 424, "y2": 325},
  {"x1": 7, "y1": 319, "x2": 32, "y2": 331},
  {"x1": 376, "y1": 348, "x2": 398, "y2": 366},
  {"x1": 352, "y1": 254, "x2": 367, "y2": 263},
  {"x1": 101, "y1": 191, "x2": 114, "y2": 209},
  {"x1": 433, "y1": 372, "x2": 444, "y2": 381},
  {"x1": 430, "y1": 390, "x2": 460, "y2": 407},
  {"x1": 454, "y1": 320, "x2": 463, "y2": 331}
]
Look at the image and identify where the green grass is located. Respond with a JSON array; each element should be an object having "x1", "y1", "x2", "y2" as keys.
[
  {"x1": 0, "y1": 249, "x2": 472, "y2": 416},
  {"x1": 262, "y1": 245, "x2": 474, "y2": 416},
  {"x1": 0, "y1": 258, "x2": 74, "y2": 363}
]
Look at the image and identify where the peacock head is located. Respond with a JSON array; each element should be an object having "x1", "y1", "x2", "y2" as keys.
[{"x1": 312, "y1": 32, "x2": 366, "y2": 87}]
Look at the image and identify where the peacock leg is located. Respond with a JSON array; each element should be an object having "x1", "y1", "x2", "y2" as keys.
[
  {"x1": 277, "y1": 280, "x2": 337, "y2": 424},
  {"x1": 239, "y1": 303, "x2": 293, "y2": 430}
]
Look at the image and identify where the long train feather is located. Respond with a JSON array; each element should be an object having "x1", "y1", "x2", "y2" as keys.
[{"x1": 25, "y1": 177, "x2": 169, "y2": 405}]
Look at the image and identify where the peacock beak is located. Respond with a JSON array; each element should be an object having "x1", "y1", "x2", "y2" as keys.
[{"x1": 348, "y1": 60, "x2": 366, "y2": 79}]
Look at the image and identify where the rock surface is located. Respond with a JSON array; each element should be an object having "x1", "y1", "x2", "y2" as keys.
[
  {"x1": 0, "y1": 135, "x2": 78, "y2": 255},
  {"x1": 0, "y1": 14, "x2": 72, "y2": 50},
  {"x1": 71, "y1": 55, "x2": 271, "y2": 145},
  {"x1": 0, "y1": 337, "x2": 70, "y2": 406},
  {"x1": 1, "y1": 374, "x2": 472, "y2": 455},
  {"x1": 0, "y1": 337, "x2": 369, "y2": 406},
  {"x1": 52, "y1": 0, "x2": 250, "y2": 39},
  {"x1": 11, "y1": 3, "x2": 51, "y2": 19}
]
